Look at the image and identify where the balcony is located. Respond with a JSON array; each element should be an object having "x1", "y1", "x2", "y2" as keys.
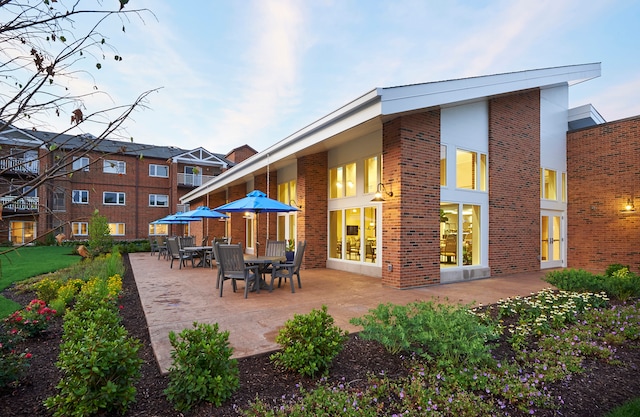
[
  {"x1": 0, "y1": 157, "x2": 40, "y2": 175},
  {"x1": 1, "y1": 196, "x2": 39, "y2": 212},
  {"x1": 177, "y1": 173, "x2": 214, "y2": 187}
]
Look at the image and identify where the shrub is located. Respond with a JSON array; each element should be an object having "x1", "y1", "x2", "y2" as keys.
[
  {"x1": 33, "y1": 277, "x2": 63, "y2": 303},
  {"x1": 544, "y1": 268, "x2": 605, "y2": 293},
  {"x1": 45, "y1": 307, "x2": 142, "y2": 417},
  {"x1": 270, "y1": 305, "x2": 348, "y2": 377},
  {"x1": 87, "y1": 210, "x2": 113, "y2": 257},
  {"x1": 0, "y1": 326, "x2": 30, "y2": 388},
  {"x1": 605, "y1": 267, "x2": 640, "y2": 301},
  {"x1": 605, "y1": 264, "x2": 631, "y2": 277},
  {"x1": 350, "y1": 300, "x2": 498, "y2": 367},
  {"x1": 165, "y1": 322, "x2": 239, "y2": 411},
  {"x1": 4, "y1": 299, "x2": 57, "y2": 337}
]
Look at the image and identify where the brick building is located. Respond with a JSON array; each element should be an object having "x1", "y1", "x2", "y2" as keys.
[
  {"x1": 0, "y1": 128, "x2": 236, "y2": 244},
  {"x1": 180, "y1": 63, "x2": 638, "y2": 288}
]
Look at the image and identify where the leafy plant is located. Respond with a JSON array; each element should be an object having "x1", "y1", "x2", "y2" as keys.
[
  {"x1": 0, "y1": 327, "x2": 31, "y2": 388},
  {"x1": 165, "y1": 322, "x2": 239, "y2": 411},
  {"x1": 351, "y1": 300, "x2": 498, "y2": 367},
  {"x1": 4, "y1": 299, "x2": 57, "y2": 337},
  {"x1": 271, "y1": 305, "x2": 348, "y2": 377},
  {"x1": 88, "y1": 209, "x2": 113, "y2": 257},
  {"x1": 45, "y1": 306, "x2": 142, "y2": 417}
]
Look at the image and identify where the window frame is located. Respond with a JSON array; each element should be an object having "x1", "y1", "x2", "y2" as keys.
[
  {"x1": 103, "y1": 191, "x2": 126, "y2": 205},
  {"x1": 72, "y1": 156, "x2": 90, "y2": 172},
  {"x1": 103, "y1": 159, "x2": 126, "y2": 174},
  {"x1": 72, "y1": 190, "x2": 89, "y2": 204},
  {"x1": 108, "y1": 223, "x2": 125, "y2": 236},
  {"x1": 149, "y1": 164, "x2": 169, "y2": 178},
  {"x1": 149, "y1": 194, "x2": 169, "y2": 207},
  {"x1": 72, "y1": 222, "x2": 89, "y2": 236}
]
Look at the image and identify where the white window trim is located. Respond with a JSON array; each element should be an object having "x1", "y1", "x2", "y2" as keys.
[
  {"x1": 149, "y1": 164, "x2": 169, "y2": 178},
  {"x1": 109, "y1": 223, "x2": 126, "y2": 236},
  {"x1": 72, "y1": 156, "x2": 90, "y2": 172},
  {"x1": 72, "y1": 190, "x2": 89, "y2": 204},
  {"x1": 72, "y1": 222, "x2": 89, "y2": 236},
  {"x1": 103, "y1": 191, "x2": 126, "y2": 205},
  {"x1": 103, "y1": 159, "x2": 126, "y2": 174},
  {"x1": 149, "y1": 194, "x2": 169, "y2": 207}
]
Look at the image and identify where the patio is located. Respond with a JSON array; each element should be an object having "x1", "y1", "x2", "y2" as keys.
[{"x1": 128, "y1": 252, "x2": 554, "y2": 373}]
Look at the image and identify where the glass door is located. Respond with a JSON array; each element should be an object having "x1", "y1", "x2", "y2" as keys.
[{"x1": 541, "y1": 211, "x2": 564, "y2": 268}]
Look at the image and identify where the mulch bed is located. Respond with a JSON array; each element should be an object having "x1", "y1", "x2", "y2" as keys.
[{"x1": 1, "y1": 253, "x2": 639, "y2": 416}]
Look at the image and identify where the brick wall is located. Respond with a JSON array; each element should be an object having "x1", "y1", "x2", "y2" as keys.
[
  {"x1": 488, "y1": 90, "x2": 541, "y2": 275},
  {"x1": 382, "y1": 111, "x2": 441, "y2": 288},
  {"x1": 297, "y1": 152, "x2": 328, "y2": 269},
  {"x1": 567, "y1": 116, "x2": 640, "y2": 273}
]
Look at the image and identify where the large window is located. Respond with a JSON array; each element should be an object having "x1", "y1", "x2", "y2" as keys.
[
  {"x1": 103, "y1": 159, "x2": 126, "y2": 174},
  {"x1": 52, "y1": 187, "x2": 65, "y2": 211},
  {"x1": 456, "y1": 149, "x2": 487, "y2": 191},
  {"x1": 329, "y1": 162, "x2": 356, "y2": 198},
  {"x1": 440, "y1": 203, "x2": 480, "y2": 267},
  {"x1": 149, "y1": 164, "x2": 169, "y2": 177},
  {"x1": 541, "y1": 168, "x2": 558, "y2": 200},
  {"x1": 10, "y1": 221, "x2": 35, "y2": 244},
  {"x1": 108, "y1": 223, "x2": 125, "y2": 236},
  {"x1": 72, "y1": 190, "x2": 89, "y2": 204},
  {"x1": 149, "y1": 194, "x2": 169, "y2": 207},
  {"x1": 329, "y1": 206, "x2": 377, "y2": 263},
  {"x1": 72, "y1": 222, "x2": 88, "y2": 236},
  {"x1": 440, "y1": 145, "x2": 447, "y2": 186},
  {"x1": 364, "y1": 156, "x2": 380, "y2": 194},
  {"x1": 149, "y1": 223, "x2": 168, "y2": 235},
  {"x1": 72, "y1": 157, "x2": 89, "y2": 172},
  {"x1": 277, "y1": 180, "x2": 297, "y2": 244},
  {"x1": 103, "y1": 192, "x2": 125, "y2": 205}
]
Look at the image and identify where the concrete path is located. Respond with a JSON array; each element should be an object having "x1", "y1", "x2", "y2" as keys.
[{"x1": 128, "y1": 252, "x2": 554, "y2": 373}]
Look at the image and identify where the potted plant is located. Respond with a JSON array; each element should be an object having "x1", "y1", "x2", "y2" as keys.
[{"x1": 285, "y1": 239, "x2": 295, "y2": 262}]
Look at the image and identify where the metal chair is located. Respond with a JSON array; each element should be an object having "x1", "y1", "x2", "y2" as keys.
[
  {"x1": 216, "y1": 243, "x2": 259, "y2": 298},
  {"x1": 270, "y1": 241, "x2": 306, "y2": 293}
]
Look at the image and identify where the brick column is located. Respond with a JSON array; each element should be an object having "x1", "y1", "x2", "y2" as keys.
[
  {"x1": 488, "y1": 90, "x2": 541, "y2": 275},
  {"x1": 297, "y1": 152, "x2": 328, "y2": 269},
  {"x1": 382, "y1": 111, "x2": 441, "y2": 288}
]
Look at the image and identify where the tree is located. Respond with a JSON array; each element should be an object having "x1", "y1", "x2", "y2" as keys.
[
  {"x1": 88, "y1": 209, "x2": 112, "y2": 256},
  {"x1": 0, "y1": 0, "x2": 158, "y2": 244}
]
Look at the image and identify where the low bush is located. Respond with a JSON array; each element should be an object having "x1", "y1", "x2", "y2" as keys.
[
  {"x1": 545, "y1": 266, "x2": 640, "y2": 301},
  {"x1": 165, "y1": 322, "x2": 239, "y2": 411},
  {"x1": 0, "y1": 326, "x2": 30, "y2": 388},
  {"x1": 4, "y1": 299, "x2": 57, "y2": 337},
  {"x1": 350, "y1": 300, "x2": 498, "y2": 367},
  {"x1": 271, "y1": 305, "x2": 348, "y2": 377},
  {"x1": 45, "y1": 306, "x2": 142, "y2": 417}
]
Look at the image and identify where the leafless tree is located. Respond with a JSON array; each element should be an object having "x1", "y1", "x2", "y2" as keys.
[{"x1": 0, "y1": 0, "x2": 159, "y2": 243}]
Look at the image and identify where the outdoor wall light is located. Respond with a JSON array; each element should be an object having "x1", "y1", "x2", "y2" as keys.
[
  {"x1": 290, "y1": 199, "x2": 302, "y2": 209},
  {"x1": 622, "y1": 198, "x2": 635, "y2": 212},
  {"x1": 371, "y1": 183, "x2": 393, "y2": 202}
]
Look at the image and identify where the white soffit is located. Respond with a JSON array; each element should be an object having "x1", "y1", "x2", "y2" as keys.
[{"x1": 379, "y1": 63, "x2": 601, "y2": 116}]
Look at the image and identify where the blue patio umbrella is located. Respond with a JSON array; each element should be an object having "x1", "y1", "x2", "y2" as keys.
[
  {"x1": 152, "y1": 212, "x2": 192, "y2": 224},
  {"x1": 174, "y1": 206, "x2": 229, "y2": 239},
  {"x1": 214, "y1": 190, "x2": 299, "y2": 254},
  {"x1": 173, "y1": 206, "x2": 229, "y2": 220}
]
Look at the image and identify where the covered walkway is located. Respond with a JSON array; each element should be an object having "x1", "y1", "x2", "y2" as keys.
[{"x1": 128, "y1": 252, "x2": 555, "y2": 373}]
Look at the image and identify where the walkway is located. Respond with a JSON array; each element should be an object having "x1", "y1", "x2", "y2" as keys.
[{"x1": 128, "y1": 252, "x2": 554, "y2": 373}]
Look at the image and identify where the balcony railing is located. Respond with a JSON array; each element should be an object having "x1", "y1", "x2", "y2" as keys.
[
  {"x1": 177, "y1": 173, "x2": 214, "y2": 187},
  {"x1": 1, "y1": 196, "x2": 39, "y2": 211},
  {"x1": 0, "y1": 157, "x2": 40, "y2": 175}
]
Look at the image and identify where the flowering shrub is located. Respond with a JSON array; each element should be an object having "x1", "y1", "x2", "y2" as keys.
[
  {"x1": 4, "y1": 299, "x2": 57, "y2": 338},
  {"x1": 0, "y1": 328, "x2": 31, "y2": 388},
  {"x1": 33, "y1": 277, "x2": 63, "y2": 303}
]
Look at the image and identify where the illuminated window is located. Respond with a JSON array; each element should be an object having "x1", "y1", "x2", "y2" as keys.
[
  {"x1": 440, "y1": 203, "x2": 481, "y2": 267},
  {"x1": 364, "y1": 156, "x2": 380, "y2": 194},
  {"x1": 440, "y1": 145, "x2": 447, "y2": 187},
  {"x1": 456, "y1": 149, "x2": 487, "y2": 191},
  {"x1": 149, "y1": 223, "x2": 168, "y2": 235},
  {"x1": 329, "y1": 162, "x2": 356, "y2": 198},
  {"x1": 72, "y1": 222, "x2": 88, "y2": 236},
  {"x1": 108, "y1": 223, "x2": 125, "y2": 236},
  {"x1": 541, "y1": 168, "x2": 557, "y2": 200}
]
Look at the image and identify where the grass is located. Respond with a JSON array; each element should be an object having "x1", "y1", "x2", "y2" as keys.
[
  {"x1": 605, "y1": 398, "x2": 640, "y2": 417},
  {"x1": 0, "y1": 246, "x2": 81, "y2": 317}
]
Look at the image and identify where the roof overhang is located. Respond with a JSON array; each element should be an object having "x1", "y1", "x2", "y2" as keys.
[{"x1": 181, "y1": 63, "x2": 601, "y2": 204}]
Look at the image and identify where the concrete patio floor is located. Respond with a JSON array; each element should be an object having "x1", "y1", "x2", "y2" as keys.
[{"x1": 128, "y1": 252, "x2": 555, "y2": 373}]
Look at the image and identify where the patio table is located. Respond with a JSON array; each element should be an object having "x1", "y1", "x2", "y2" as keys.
[
  {"x1": 243, "y1": 254, "x2": 286, "y2": 290},
  {"x1": 183, "y1": 246, "x2": 213, "y2": 267}
]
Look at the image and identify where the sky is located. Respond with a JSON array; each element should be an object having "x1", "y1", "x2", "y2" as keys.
[{"x1": 23, "y1": 0, "x2": 640, "y2": 155}]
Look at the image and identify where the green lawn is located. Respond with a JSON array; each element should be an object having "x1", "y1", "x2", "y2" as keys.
[
  {"x1": 605, "y1": 398, "x2": 640, "y2": 417},
  {"x1": 0, "y1": 246, "x2": 82, "y2": 317}
]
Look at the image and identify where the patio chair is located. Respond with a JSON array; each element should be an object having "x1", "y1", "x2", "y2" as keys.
[
  {"x1": 157, "y1": 236, "x2": 169, "y2": 260},
  {"x1": 217, "y1": 243, "x2": 260, "y2": 298},
  {"x1": 167, "y1": 237, "x2": 194, "y2": 269},
  {"x1": 265, "y1": 240, "x2": 286, "y2": 257},
  {"x1": 149, "y1": 237, "x2": 159, "y2": 256},
  {"x1": 270, "y1": 240, "x2": 306, "y2": 293}
]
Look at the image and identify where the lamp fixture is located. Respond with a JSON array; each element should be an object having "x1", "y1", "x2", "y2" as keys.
[
  {"x1": 623, "y1": 198, "x2": 635, "y2": 212},
  {"x1": 371, "y1": 183, "x2": 393, "y2": 202},
  {"x1": 290, "y1": 199, "x2": 302, "y2": 209}
]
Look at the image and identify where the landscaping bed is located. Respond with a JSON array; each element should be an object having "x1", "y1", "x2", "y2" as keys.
[{"x1": 1, "y1": 254, "x2": 639, "y2": 416}]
